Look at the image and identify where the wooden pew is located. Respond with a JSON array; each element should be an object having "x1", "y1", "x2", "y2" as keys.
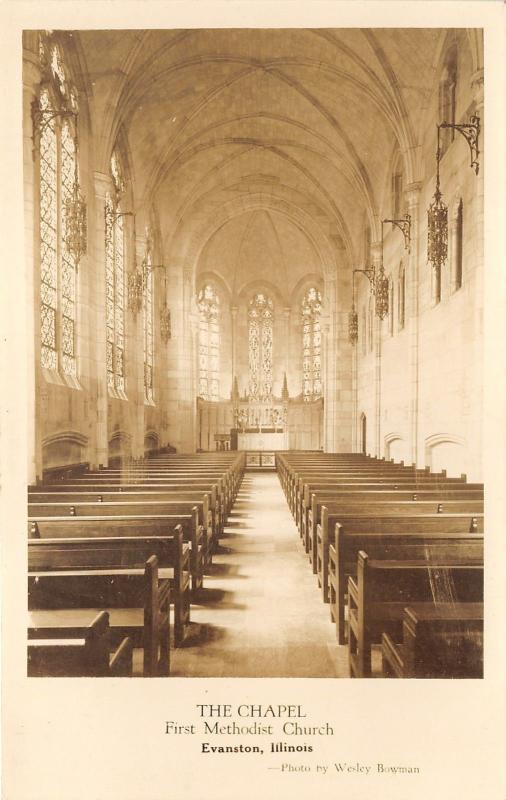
[
  {"x1": 303, "y1": 487, "x2": 484, "y2": 551},
  {"x1": 292, "y1": 473, "x2": 476, "y2": 522},
  {"x1": 28, "y1": 610, "x2": 133, "y2": 677},
  {"x1": 28, "y1": 543, "x2": 174, "y2": 675},
  {"x1": 381, "y1": 603, "x2": 484, "y2": 678},
  {"x1": 28, "y1": 503, "x2": 207, "y2": 593},
  {"x1": 348, "y1": 547, "x2": 483, "y2": 677},
  {"x1": 29, "y1": 491, "x2": 215, "y2": 556},
  {"x1": 329, "y1": 524, "x2": 484, "y2": 645},
  {"x1": 314, "y1": 504, "x2": 484, "y2": 595},
  {"x1": 29, "y1": 517, "x2": 191, "y2": 647},
  {"x1": 30, "y1": 490, "x2": 215, "y2": 547},
  {"x1": 81, "y1": 461, "x2": 243, "y2": 512},
  {"x1": 30, "y1": 482, "x2": 224, "y2": 541},
  {"x1": 276, "y1": 455, "x2": 446, "y2": 511}
]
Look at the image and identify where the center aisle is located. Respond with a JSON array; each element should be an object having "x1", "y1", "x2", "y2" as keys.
[{"x1": 171, "y1": 471, "x2": 349, "y2": 678}]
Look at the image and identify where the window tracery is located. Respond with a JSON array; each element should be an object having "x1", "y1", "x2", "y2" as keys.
[
  {"x1": 37, "y1": 38, "x2": 79, "y2": 376},
  {"x1": 198, "y1": 284, "x2": 220, "y2": 401},
  {"x1": 105, "y1": 150, "x2": 126, "y2": 394},
  {"x1": 301, "y1": 287, "x2": 322, "y2": 401},
  {"x1": 143, "y1": 241, "x2": 154, "y2": 403},
  {"x1": 248, "y1": 293, "x2": 273, "y2": 401}
]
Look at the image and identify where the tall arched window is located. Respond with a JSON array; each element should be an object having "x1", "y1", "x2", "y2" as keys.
[
  {"x1": 198, "y1": 285, "x2": 220, "y2": 401},
  {"x1": 105, "y1": 151, "x2": 126, "y2": 394},
  {"x1": 451, "y1": 199, "x2": 463, "y2": 292},
  {"x1": 248, "y1": 293, "x2": 273, "y2": 400},
  {"x1": 143, "y1": 238, "x2": 154, "y2": 403},
  {"x1": 37, "y1": 40, "x2": 80, "y2": 376},
  {"x1": 439, "y1": 46, "x2": 457, "y2": 155},
  {"x1": 398, "y1": 263, "x2": 405, "y2": 330},
  {"x1": 301, "y1": 287, "x2": 322, "y2": 401},
  {"x1": 363, "y1": 224, "x2": 371, "y2": 263},
  {"x1": 391, "y1": 152, "x2": 404, "y2": 219}
]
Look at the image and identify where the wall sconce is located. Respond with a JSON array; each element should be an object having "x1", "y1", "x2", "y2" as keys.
[
  {"x1": 349, "y1": 220, "x2": 397, "y2": 344},
  {"x1": 63, "y1": 128, "x2": 87, "y2": 265},
  {"x1": 63, "y1": 181, "x2": 87, "y2": 265},
  {"x1": 348, "y1": 305, "x2": 359, "y2": 344},
  {"x1": 33, "y1": 99, "x2": 88, "y2": 266},
  {"x1": 440, "y1": 114, "x2": 480, "y2": 174},
  {"x1": 427, "y1": 142, "x2": 448, "y2": 272},
  {"x1": 382, "y1": 213, "x2": 411, "y2": 253},
  {"x1": 127, "y1": 267, "x2": 144, "y2": 315},
  {"x1": 427, "y1": 115, "x2": 480, "y2": 271},
  {"x1": 160, "y1": 303, "x2": 171, "y2": 343}
]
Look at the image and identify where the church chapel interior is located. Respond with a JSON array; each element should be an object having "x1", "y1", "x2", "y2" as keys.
[{"x1": 25, "y1": 28, "x2": 484, "y2": 679}]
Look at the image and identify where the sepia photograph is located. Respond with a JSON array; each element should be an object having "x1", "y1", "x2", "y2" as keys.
[
  {"x1": 24, "y1": 24, "x2": 484, "y2": 680},
  {"x1": 2, "y1": 1, "x2": 505, "y2": 798}
]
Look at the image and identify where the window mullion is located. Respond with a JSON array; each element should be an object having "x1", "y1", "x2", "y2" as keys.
[{"x1": 55, "y1": 117, "x2": 63, "y2": 371}]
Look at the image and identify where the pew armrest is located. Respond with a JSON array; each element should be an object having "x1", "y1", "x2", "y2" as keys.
[{"x1": 109, "y1": 637, "x2": 133, "y2": 676}]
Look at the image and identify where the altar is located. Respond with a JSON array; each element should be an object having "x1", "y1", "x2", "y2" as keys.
[{"x1": 237, "y1": 431, "x2": 288, "y2": 451}]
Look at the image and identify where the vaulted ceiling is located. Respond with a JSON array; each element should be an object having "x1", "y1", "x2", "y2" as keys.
[{"x1": 74, "y1": 28, "x2": 479, "y2": 291}]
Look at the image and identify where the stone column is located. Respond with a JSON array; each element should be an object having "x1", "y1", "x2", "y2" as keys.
[
  {"x1": 405, "y1": 182, "x2": 422, "y2": 465},
  {"x1": 92, "y1": 172, "x2": 111, "y2": 467},
  {"x1": 23, "y1": 52, "x2": 42, "y2": 482}
]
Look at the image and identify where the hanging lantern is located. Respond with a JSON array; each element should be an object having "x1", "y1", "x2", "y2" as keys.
[
  {"x1": 427, "y1": 128, "x2": 449, "y2": 272},
  {"x1": 160, "y1": 304, "x2": 171, "y2": 343},
  {"x1": 348, "y1": 307, "x2": 358, "y2": 344},
  {"x1": 63, "y1": 185, "x2": 87, "y2": 264},
  {"x1": 375, "y1": 266, "x2": 389, "y2": 320},
  {"x1": 427, "y1": 188, "x2": 448, "y2": 271},
  {"x1": 127, "y1": 268, "x2": 144, "y2": 315}
]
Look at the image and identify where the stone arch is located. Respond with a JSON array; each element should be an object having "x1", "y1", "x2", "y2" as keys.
[
  {"x1": 424, "y1": 433, "x2": 466, "y2": 477},
  {"x1": 42, "y1": 430, "x2": 88, "y2": 469},
  {"x1": 384, "y1": 432, "x2": 405, "y2": 464}
]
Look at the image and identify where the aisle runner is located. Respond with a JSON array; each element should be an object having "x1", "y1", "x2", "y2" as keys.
[{"x1": 171, "y1": 472, "x2": 348, "y2": 678}]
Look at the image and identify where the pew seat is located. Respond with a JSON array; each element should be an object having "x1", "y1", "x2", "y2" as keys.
[
  {"x1": 28, "y1": 540, "x2": 178, "y2": 673},
  {"x1": 381, "y1": 604, "x2": 483, "y2": 678},
  {"x1": 28, "y1": 610, "x2": 133, "y2": 677},
  {"x1": 347, "y1": 550, "x2": 483, "y2": 677}
]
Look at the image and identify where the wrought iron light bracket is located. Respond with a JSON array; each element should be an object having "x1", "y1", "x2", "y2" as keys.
[
  {"x1": 31, "y1": 102, "x2": 77, "y2": 137},
  {"x1": 382, "y1": 213, "x2": 411, "y2": 252},
  {"x1": 439, "y1": 114, "x2": 480, "y2": 174}
]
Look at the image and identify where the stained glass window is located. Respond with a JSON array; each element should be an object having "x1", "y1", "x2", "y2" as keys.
[
  {"x1": 39, "y1": 90, "x2": 58, "y2": 370},
  {"x1": 248, "y1": 293, "x2": 273, "y2": 401},
  {"x1": 301, "y1": 287, "x2": 322, "y2": 401},
  {"x1": 60, "y1": 122, "x2": 77, "y2": 375},
  {"x1": 198, "y1": 285, "x2": 220, "y2": 401},
  {"x1": 143, "y1": 245, "x2": 154, "y2": 403},
  {"x1": 38, "y1": 49, "x2": 78, "y2": 376},
  {"x1": 105, "y1": 153, "x2": 126, "y2": 394}
]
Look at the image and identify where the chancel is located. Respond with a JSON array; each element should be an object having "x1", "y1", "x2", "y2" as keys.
[{"x1": 23, "y1": 28, "x2": 484, "y2": 678}]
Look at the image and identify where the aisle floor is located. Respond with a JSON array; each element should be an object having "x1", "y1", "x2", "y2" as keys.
[{"x1": 171, "y1": 471, "x2": 349, "y2": 678}]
